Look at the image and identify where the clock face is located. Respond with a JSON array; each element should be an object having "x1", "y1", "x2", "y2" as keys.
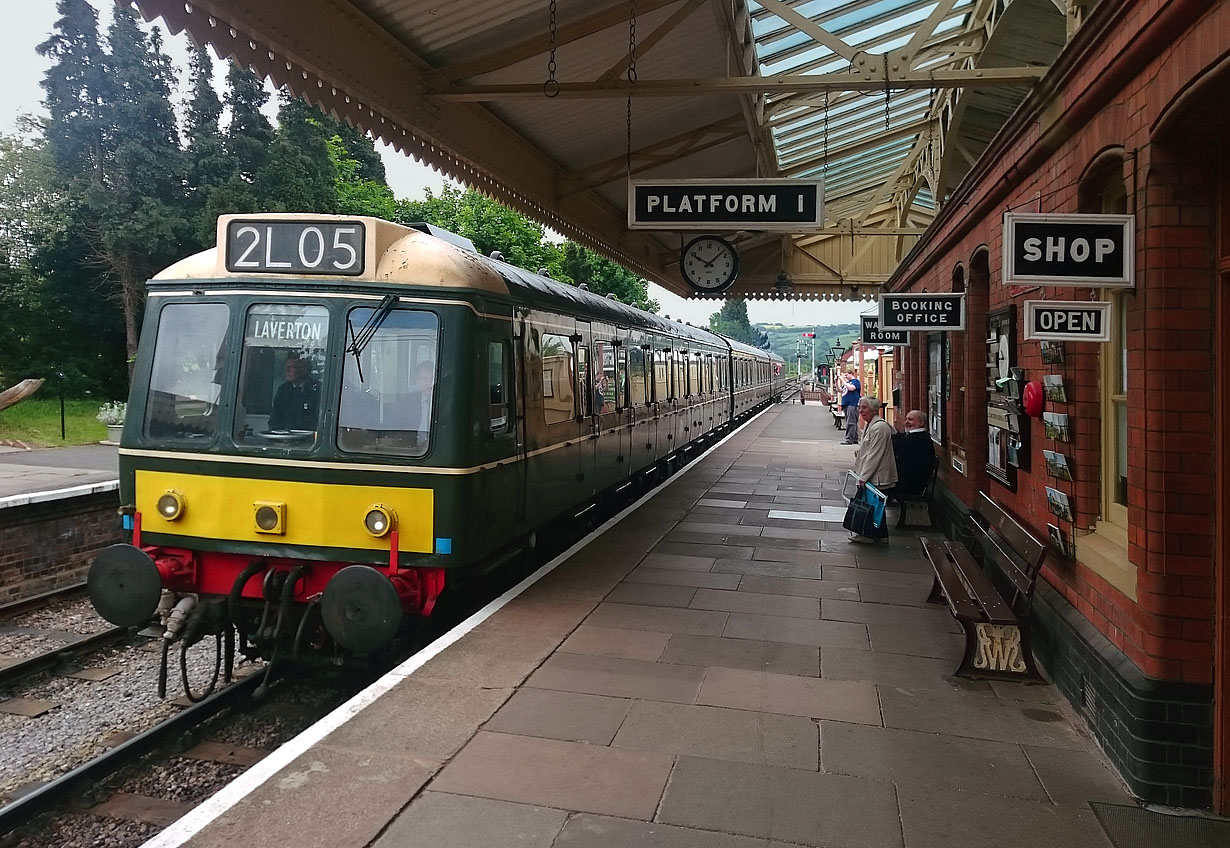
[{"x1": 680, "y1": 235, "x2": 739, "y2": 293}]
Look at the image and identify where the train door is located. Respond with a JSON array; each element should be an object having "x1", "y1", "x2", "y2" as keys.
[
  {"x1": 650, "y1": 342, "x2": 668, "y2": 463},
  {"x1": 611, "y1": 336, "x2": 634, "y2": 489},
  {"x1": 574, "y1": 321, "x2": 597, "y2": 499},
  {"x1": 628, "y1": 336, "x2": 651, "y2": 477},
  {"x1": 482, "y1": 318, "x2": 519, "y2": 542}
]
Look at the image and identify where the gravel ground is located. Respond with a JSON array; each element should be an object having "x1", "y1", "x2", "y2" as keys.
[
  {"x1": 0, "y1": 637, "x2": 239, "y2": 797},
  {"x1": 6, "y1": 812, "x2": 159, "y2": 848},
  {"x1": 0, "y1": 596, "x2": 114, "y2": 663}
]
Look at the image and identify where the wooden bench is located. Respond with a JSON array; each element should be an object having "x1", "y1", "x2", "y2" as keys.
[
  {"x1": 891, "y1": 453, "x2": 939, "y2": 529},
  {"x1": 920, "y1": 492, "x2": 1047, "y2": 682}
]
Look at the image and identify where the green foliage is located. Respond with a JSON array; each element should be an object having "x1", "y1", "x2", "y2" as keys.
[
  {"x1": 708, "y1": 299, "x2": 767, "y2": 347},
  {"x1": 328, "y1": 135, "x2": 396, "y2": 219},
  {"x1": 557, "y1": 242, "x2": 658, "y2": 312},
  {"x1": 0, "y1": 397, "x2": 110, "y2": 447}
]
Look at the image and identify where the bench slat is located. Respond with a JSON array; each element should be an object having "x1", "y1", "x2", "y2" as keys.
[
  {"x1": 978, "y1": 493, "x2": 1045, "y2": 567},
  {"x1": 919, "y1": 537, "x2": 982, "y2": 620},
  {"x1": 943, "y1": 542, "x2": 1016, "y2": 625}
]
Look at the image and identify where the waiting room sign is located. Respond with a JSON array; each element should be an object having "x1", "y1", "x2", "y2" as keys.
[
  {"x1": 860, "y1": 315, "x2": 907, "y2": 345},
  {"x1": 1003, "y1": 213, "x2": 1134, "y2": 287}
]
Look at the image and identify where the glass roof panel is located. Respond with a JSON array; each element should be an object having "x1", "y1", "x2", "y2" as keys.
[{"x1": 750, "y1": 0, "x2": 979, "y2": 228}]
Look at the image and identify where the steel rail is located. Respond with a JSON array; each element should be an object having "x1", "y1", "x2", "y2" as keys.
[
  {"x1": 0, "y1": 626, "x2": 131, "y2": 689},
  {"x1": 0, "y1": 583, "x2": 88, "y2": 619},
  {"x1": 0, "y1": 669, "x2": 267, "y2": 837}
]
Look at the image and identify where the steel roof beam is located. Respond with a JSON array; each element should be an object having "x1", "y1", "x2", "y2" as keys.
[{"x1": 432, "y1": 67, "x2": 1047, "y2": 99}]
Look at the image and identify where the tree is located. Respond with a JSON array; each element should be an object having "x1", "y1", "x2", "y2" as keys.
[
  {"x1": 38, "y1": 1, "x2": 188, "y2": 366},
  {"x1": 557, "y1": 242, "x2": 658, "y2": 312},
  {"x1": 397, "y1": 185, "x2": 559, "y2": 273},
  {"x1": 207, "y1": 60, "x2": 275, "y2": 215},
  {"x1": 260, "y1": 93, "x2": 337, "y2": 213},
  {"x1": 708, "y1": 298, "x2": 765, "y2": 347},
  {"x1": 329, "y1": 134, "x2": 396, "y2": 219},
  {"x1": 183, "y1": 42, "x2": 234, "y2": 248}
]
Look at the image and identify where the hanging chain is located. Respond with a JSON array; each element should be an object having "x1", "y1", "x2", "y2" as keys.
[
  {"x1": 822, "y1": 90, "x2": 829, "y2": 176},
  {"x1": 543, "y1": 0, "x2": 559, "y2": 97},
  {"x1": 883, "y1": 62, "x2": 891, "y2": 131},
  {"x1": 625, "y1": 0, "x2": 638, "y2": 176}
]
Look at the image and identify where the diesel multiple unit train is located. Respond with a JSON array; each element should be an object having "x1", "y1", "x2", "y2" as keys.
[{"x1": 88, "y1": 214, "x2": 784, "y2": 692}]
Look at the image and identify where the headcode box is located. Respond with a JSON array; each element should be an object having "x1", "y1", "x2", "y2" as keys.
[{"x1": 878, "y1": 293, "x2": 965, "y2": 331}]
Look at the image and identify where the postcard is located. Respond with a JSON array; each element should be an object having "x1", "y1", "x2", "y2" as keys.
[
  {"x1": 1041, "y1": 340, "x2": 1065, "y2": 364},
  {"x1": 1042, "y1": 411, "x2": 1070, "y2": 442},
  {"x1": 1043, "y1": 374, "x2": 1067, "y2": 403},
  {"x1": 1047, "y1": 523, "x2": 1070, "y2": 558},
  {"x1": 1045, "y1": 486, "x2": 1074, "y2": 522},
  {"x1": 1043, "y1": 449, "x2": 1073, "y2": 481}
]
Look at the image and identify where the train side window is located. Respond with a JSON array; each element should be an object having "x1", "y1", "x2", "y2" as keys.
[
  {"x1": 689, "y1": 354, "x2": 699, "y2": 397},
  {"x1": 672, "y1": 350, "x2": 683, "y2": 400},
  {"x1": 575, "y1": 340, "x2": 591, "y2": 418},
  {"x1": 488, "y1": 341, "x2": 508, "y2": 431},
  {"x1": 659, "y1": 347, "x2": 669, "y2": 401},
  {"x1": 615, "y1": 346, "x2": 628, "y2": 411},
  {"x1": 541, "y1": 333, "x2": 575, "y2": 426},
  {"x1": 594, "y1": 340, "x2": 614, "y2": 414},
  {"x1": 143, "y1": 302, "x2": 230, "y2": 443},
  {"x1": 629, "y1": 347, "x2": 646, "y2": 407}
]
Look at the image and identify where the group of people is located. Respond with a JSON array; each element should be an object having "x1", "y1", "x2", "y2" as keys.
[{"x1": 841, "y1": 368, "x2": 936, "y2": 544}]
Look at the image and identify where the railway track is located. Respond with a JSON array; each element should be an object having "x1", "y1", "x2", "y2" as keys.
[
  {"x1": 0, "y1": 669, "x2": 267, "y2": 839},
  {"x1": 0, "y1": 626, "x2": 130, "y2": 690}
]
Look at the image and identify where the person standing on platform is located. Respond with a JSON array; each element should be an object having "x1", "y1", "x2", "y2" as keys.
[
  {"x1": 839, "y1": 367, "x2": 861, "y2": 445},
  {"x1": 848, "y1": 397, "x2": 898, "y2": 544}
]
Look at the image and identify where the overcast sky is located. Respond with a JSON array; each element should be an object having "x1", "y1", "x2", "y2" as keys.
[{"x1": 3, "y1": 1, "x2": 870, "y2": 327}]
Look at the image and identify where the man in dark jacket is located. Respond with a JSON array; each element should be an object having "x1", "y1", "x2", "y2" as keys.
[
  {"x1": 269, "y1": 353, "x2": 321, "y2": 431},
  {"x1": 890, "y1": 409, "x2": 935, "y2": 496}
]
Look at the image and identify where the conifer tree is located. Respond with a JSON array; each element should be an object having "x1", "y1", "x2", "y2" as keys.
[{"x1": 183, "y1": 41, "x2": 234, "y2": 247}]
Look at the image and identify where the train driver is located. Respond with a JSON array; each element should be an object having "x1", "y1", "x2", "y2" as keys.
[{"x1": 269, "y1": 353, "x2": 321, "y2": 431}]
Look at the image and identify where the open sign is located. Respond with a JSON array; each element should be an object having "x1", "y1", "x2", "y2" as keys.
[{"x1": 1024, "y1": 300, "x2": 1112, "y2": 342}]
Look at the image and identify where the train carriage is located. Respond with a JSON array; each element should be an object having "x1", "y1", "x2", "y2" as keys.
[{"x1": 88, "y1": 214, "x2": 780, "y2": 691}]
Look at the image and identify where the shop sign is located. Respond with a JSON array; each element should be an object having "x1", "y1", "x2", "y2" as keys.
[
  {"x1": 1003, "y1": 213, "x2": 1133, "y2": 286},
  {"x1": 1024, "y1": 300, "x2": 1112, "y2": 342},
  {"x1": 860, "y1": 315, "x2": 907, "y2": 345},
  {"x1": 878, "y1": 293, "x2": 965, "y2": 331},
  {"x1": 628, "y1": 179, "x2": 823, "y2": 230}
]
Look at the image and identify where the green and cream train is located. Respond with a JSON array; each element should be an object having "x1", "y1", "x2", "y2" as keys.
[{"x1": 88, "y1": 214, "x2": 783, "y2": 682}]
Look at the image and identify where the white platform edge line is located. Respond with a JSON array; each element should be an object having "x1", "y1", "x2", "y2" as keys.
[
  {"x1": 0, "y1": 479, "x2": 119, "y2": 510},
  {"x1": 141, "y1": 406, "x2": 773, "y2": 848}
]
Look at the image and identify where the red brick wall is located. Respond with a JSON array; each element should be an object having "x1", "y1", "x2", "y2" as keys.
[
  {"x1": 891, "y1": 0, "x2": 1226, "y2": 684},
  {"x1": 0, "y1": 493, "x2": 123, "y2": 603}
]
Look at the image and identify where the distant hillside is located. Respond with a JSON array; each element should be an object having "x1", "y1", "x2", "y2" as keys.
[{"x1": 759, "y1": 323, "x2": 859, "y2": 374}]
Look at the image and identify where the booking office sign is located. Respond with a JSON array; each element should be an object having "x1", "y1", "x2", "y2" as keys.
[{"x1": 878, "y1": 292, "x2": 966, "y2": 332}]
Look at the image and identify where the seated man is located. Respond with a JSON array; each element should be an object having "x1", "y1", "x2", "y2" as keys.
[
  {"x1": 268, "y1": 353, "x2": 320, "y2": 431},
  {"x1": 889, "y1": 409, "x2": 936, "y2": 496}
]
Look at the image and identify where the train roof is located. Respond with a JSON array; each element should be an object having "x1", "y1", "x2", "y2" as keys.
[{"x1": 154, "y1": 214, "x2": 774, "y2": 357}]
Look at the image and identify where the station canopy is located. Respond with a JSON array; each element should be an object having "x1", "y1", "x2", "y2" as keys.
[{"x1": 135, "y1": 0, "x2": 1073, "y2": 300}]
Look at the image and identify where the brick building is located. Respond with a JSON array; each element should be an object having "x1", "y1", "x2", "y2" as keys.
[{"x1": 890, "y1": 0, "x2": 1228, "y2": 810}]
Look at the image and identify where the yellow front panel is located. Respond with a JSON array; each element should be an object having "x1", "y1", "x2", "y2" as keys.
[{"x1": 136, "y1": 471, "x2": 434, "y2": 553}]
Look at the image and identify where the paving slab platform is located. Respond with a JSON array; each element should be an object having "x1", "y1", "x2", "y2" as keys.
[{"x1": 145, "y1": 403, "x2": 1140, "y2": 848}]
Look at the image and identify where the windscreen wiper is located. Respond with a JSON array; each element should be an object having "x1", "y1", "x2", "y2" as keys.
[{"x1": 345, "y1": 295, "x2": 398, "y2": 381}]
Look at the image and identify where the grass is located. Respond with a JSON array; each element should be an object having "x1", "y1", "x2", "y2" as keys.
[{"x1": 0, "y1": 398, "x2": 115, "y2": 447}]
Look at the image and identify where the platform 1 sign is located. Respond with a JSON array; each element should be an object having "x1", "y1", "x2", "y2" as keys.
[
  {"x1": 878, "y1": 293, "x2": 965, "y2": 331},
  {"x1": 1004, "y1": 213, "x2": 1133, "y2": 286},
  {"x1": 1024, "y1": 300, "x2": 1112, "y2": 342},
  {"x1": 629, "y1": 179, "x2": 823, "y2": 230},
  {"x1": 860, "y1": 315, "x2": 907, "y2": 345}
]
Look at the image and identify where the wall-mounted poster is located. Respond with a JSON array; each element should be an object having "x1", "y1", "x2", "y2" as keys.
[
  {"x1": 1043, "y1": 374, "x2": 1067, "y2": 403},
  {"x1": 1046, "y1": 487, "x2": 1074, "y2": 522},
  {"x1": 1043, "y1": 411, "x2": 1070, "y2": 442},
  {"x1": 1048, "y1": 523, "x2": 1071, "y2": 558},
  {"x1": 1041, "y1": 340, "x2": 1065, "y2": 364},
  {"x1": 1043, "y1": 449, "x2": 1074, "y2": 481}
]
